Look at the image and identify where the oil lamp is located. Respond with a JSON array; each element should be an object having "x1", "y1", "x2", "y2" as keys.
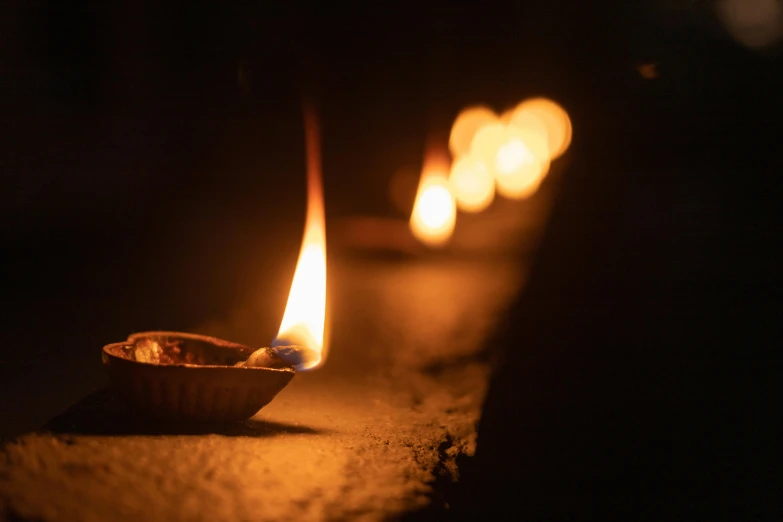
[{"x1": 102, "y1": 105, "x2": 327, "y2": 422}]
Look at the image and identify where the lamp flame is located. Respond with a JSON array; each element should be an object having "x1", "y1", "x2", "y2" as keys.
[
  {"x1": 449, "y1": 154, "x2": 495, "y2": 213},
  {"x1": 410, "y1": 149, "x2": 457, "y2": 248},
  {"x1": 507, "y1": 98, "x2": 571, "y2": 160},
  {"x1": 471, "y1": 120, "x2": 551, "y2": 200},
  {"x1": 448, "y1": 106, "x2": 499, "y2": 158},
  {"x1": 272, "y1": 104, "x2": 327, "y2": 371}
]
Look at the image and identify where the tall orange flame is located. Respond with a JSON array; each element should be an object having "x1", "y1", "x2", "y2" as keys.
[{"x1": 272, "y1": 104, "x2": 328, "y2": 371}]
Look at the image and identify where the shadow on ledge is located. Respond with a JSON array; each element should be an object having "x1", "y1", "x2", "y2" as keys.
[{"x1": 40, "y1": 388, "x2": 324, "y2": 437}]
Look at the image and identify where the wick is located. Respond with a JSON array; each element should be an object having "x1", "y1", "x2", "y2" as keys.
[{"x1": 235, "y1": 345, "x2": 304, "y2": 370}]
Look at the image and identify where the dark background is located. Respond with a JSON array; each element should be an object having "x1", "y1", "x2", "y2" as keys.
[{"x1": 2, "y1": 0, "x2": 781, "y2": 518}]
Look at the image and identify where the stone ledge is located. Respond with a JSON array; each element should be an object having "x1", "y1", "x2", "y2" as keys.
[{"x1": 1, "y1": 255, "x2": 523, "y2": 522}]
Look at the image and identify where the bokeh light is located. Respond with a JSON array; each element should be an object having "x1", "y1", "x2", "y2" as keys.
[
  {"x1": 470, "y1": 122, "x2": 507, "y2": 166},
  {"x1": 449, "y1": 154, "x2": 495, "y2": 213},
  {"x1": 507, "y1": 98, "x2": 571, "y2": 160},
  {"x1": 494, "y1": 139, "x2": 549, "y2": 200},
  {"x1": 449, "y1": 106, "x2": 499, "y2": 159},
  {"x1": 405, "y1": 94, "x2": 571, "y2": 247},
  {"x1": 716, "y1": 0, "x2": 783, "y2": 50},
  {"x1": 470, "y1": 121, "x2": 551, "y2": 200}
]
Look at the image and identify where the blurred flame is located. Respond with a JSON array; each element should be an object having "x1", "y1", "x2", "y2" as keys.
[
  {"x1": 439, "y1": 96, "x2": 571, "y2": 210},
  {"x1": 470, "y1": 122, "x2": 506, "y2": 162},
  {"x1": 410, "y1": 150, "x2": 457, "y2": 247},
  {"x1": 273, "y1": 105, "x2": 327, "y2": 370},
  {"x1": 507, "y1": 98, "x2": 571, "y2": 160},
  {"x1": 496, "y1": 137, "x2": 535, "y2": 174},
  {"x1": 502, "y1": 108, "x2": 550, "y2": 159},
  {"x1": 471, "y1": 121, "x2": 550, "y2": 200},
  {"x1": 495, "y1": 136, "x2": 549, "y2": 199},
  {"x1": 449, "y1": 154, "x2": 495, "y2": 212},
  {"x1": 449, "y1": 106, "x2": 499, "y2": 158}
]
